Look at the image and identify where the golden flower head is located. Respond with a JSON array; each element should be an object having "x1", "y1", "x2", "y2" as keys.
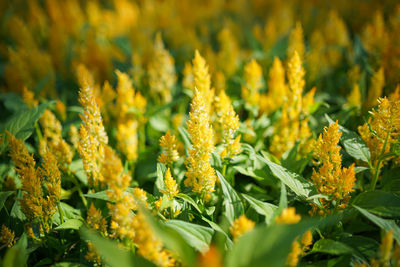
[
  {"x1": 229, "y1": 215, "x2": 255, "y2": 242},
  {"x1": 0, "y1": 225, "x2": 15, "y2": 247},
  {"x1": 160, "y1": 168, "x2": 179, "y2": 199},
  {"x1": 275, "y1": 207, "x2": 301, "y2": 225},
  {"x1": 242, "y1": 59, "x2": 263, "y2": 107},
  {"x1": 286, "y1": 240, "x2": 301, "y2": 267},
  {"x1": 158, "y1": 131, "x2": 180, "y2": 166},
  {"x1": 287, "y1": 22, "x2": 305, "y2": 60},
  {"x1": 22, "y1": 87, "x2": 38, "y2": 108},
  {"x1": 365, "y1": 67, "x2": 385, "y2": 110}
]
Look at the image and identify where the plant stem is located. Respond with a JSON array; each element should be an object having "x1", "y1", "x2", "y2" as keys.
[
  {"x1": 57, "y1": 202, "x2": 64, "y2": 224},
  {"x1": 370, "y1": 129, "x2": 391, "y2": 191}
]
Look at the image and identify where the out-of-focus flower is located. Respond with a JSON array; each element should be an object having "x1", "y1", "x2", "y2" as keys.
[
  {"x1": 229, "y1": 215, "x2": 255, "y2": 242},
  {"x1": 158, "y1": 131, "x2": 180, "y2": 166}
]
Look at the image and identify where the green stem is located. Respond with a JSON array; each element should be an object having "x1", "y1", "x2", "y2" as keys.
[
  {"x1": 370, "y1": 129, "x2": 391, "y2": 191},
  {"x1": 57, "y1": 202, "x2": 64, "y2": 224},
  {"x1": 222, "y1": 163, "x2": 227, "y2": 177},
  {"x1": 35, "y1": 122, "x2": 43, "y2": 142},
  {"x1": 67, "y1": 170, "x2": 88, "y2": 208}
]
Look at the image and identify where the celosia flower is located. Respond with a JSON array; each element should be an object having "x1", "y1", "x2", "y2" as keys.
[
  {"x1": 217, "y1": 28, "x2": 239, "y2": 78},
  {"x1": 365, "y1": 67, "x2": 385, "y2": 110},
  {"x1": 0, "y1": 225, "x2": 15, "y2": 247},
  {"x1": 311, "y1": 122, "x2": 355, "y2": 214},
  {"x1": 22, "y1": 87, "x2": 38, "y2": 108},
  {"x1": 182, "y1": 61, "x2": 194, "y2": 91},
  {"x1": 242, "y1": 59, "x2": 263, "y2": 107},
  {"x1": 229, "y1": 215, "x2": 255, "y2": 242},
  {"x1": 78, "y1": 84, "x2": 108, "y2": 188},
  {"x1": 197, "y1": 245, "x2": 223, "y2": 267},
  {"x1": 275, "y1": 207, "x2": 301, "y2": 225},
  {"x1": 214, "y1": 91, "x2": 241, "y2": 158},
  {"x1": 160, "y1": 168, "x2": 179, "y2": 200},
  {"x1": 287, "y1": 22, "x2": 305, "y2": 60},
  {"x1": 259, "y1": 57, "x2": 288, "y2": 114},
  {"x1": 184, "y1": 89, "x2": 217, "y2": 198},
  {"x1": 148, "y1": 33, "x2": 176, "y2": 104},
  {"x1": 192, "y1": 50, "x2": 214, "y2": 114},
  {"x1": 86, "y1": 203, "x2": 107, "y2": 235},
  {"x1": 158, "y1": 131, "x2": 180, "y2": 166},
  {"x1": 7, "y1": 132, "x2": 61, "y2": 233},
  {"x1": 346, "y1": 84, "x2": 362, "y2": 108}
]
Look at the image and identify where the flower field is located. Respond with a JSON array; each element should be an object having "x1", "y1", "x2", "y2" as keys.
[{"x1": 1, "y1": 0, "x2": 400, "y2": 266}]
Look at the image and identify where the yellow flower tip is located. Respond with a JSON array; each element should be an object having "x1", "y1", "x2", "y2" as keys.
[
  {"x1": 286, "y1": 240, "x2": 301, "y2": 267},
  {"x1": 86, "y1": 203, "x2": 107, "y2": 234},
  {"x1": 0, "y1": 225, "x2": 15, "y2": 247},
  {"x1": 287, "y1": 21, "x2": 305, "y2": 60},
  {"x1": 197, "y1": 245, "x2": 223, "y2": 267},
  {"x1": 229, "y1": 215, "x2": 255, "y2": 242},
  {"x1": 22, "y1": 87, "x2": 38, "y2": 108},
  {"x1": 160, "y1": 168, "x2": 179, "y2": 199},
  {"x1": 158, "y1": 130, "x2": 180, "y2": 165},
  {"x1": 275, "y1": 207, "x2": 301, "y2": 225},
  {"x1": 301, "y1": 230, "x2": 313, "y2": 252},
  {"x1": 133, "y1": 187, "x2": 148, "y2": 209},
  {"x1": 347, "y1": 83, "x2": 362, "y2": 108},
  {"x1": 380, "y1": 230, "x2": 394, "y2": 262},
  {"x1": 243, "y1": 59, "x2": 263, "y2": 106}
]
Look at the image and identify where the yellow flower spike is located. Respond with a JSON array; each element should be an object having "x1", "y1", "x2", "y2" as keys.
[
  {"x1": 158, "y1": 131, "x2": 180, "y2": 166},
  {"x1": 68, "y1": 125, "x2": 79, "y2": 150},
  {"x1": 132, "y1": 211, "x2": 175, "y2": 267},
  {"x1": 148, "y1": 33, "x2": 176, "y2": 103},
  {"x1": 260, "y1": 57, "x2": 287, "y2": 114},
  {"x1": 379, "y1": 230, "x2": 393, "y2": 264},
  {"x1": 300, "y1": 230, "x2": 313, "y2": 252},
  {"x1": 311, "y1": 122, "x2": 356, "y2": 214},
  {"x1": 22, "y1": 87, "x2": 38, "y2": 108},
  {"x1": 214, "y1": 90, "x2": 241, "y2": 158},
  {"x1": 214, "y1": 71, "x2": 226, "y2": 95},
  {"x1": 160, "y1": 168, "x2": 179, "y2": 200},
  {"x1": 217, "y1": 28, "x2": 240, "y2": 78},
  {"x1": 182, "y1": 61, "x2": 194, "y2": 91},
  {"x1": 359, "y1": 97, "x2": 400, "y2": 173},
  {"x1": 86, "y1": 203, "x2": 107, "y2": 235},
  {"x1": 116, "y1": 120, "x2": 138, "y2": 162},
  {"x1": 365, "y1": 67, "x2": 385, "y2": 110},
  {"x1": 242, "y1": 59, "x2": 263, "y2": 107},
  {"x1": 0, "y1": 225, "x2": 15, "y2": 247},
  {"x1": 346, "y1": 83, "x2": 362, "y2": 109},
  {"x1": 185, "y1": 89, "x2": 217, "y2": 196},
  {"x1": 275, "y1": 207, "x2": 301, "y2": 225},
  {"x1": 229, "y1": 215, "x2": 255, "y2": 242},
  {"x1": 192, "y1": 50, "x2": 214, "y2": 114},
  {"x1": 287, "y1": 51, "x2": 305, "y2": 111},
  {"x1": 78, "y1": 83, "x2": 108, "y2": 188},
  {"x1": 55, "y1": 100, "x2": 67, "y2": 121},
  {"x1": 362, "y1": 11, "x2": 389, "y2": 56},
  {"x1": 287, "y1": 22, "x2": 305, "y2": 61},
  {"x1": 286, "y1": 240, "x2": 301, "y2": 267}
]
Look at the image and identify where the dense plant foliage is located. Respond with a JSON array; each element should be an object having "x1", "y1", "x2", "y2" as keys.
[{"x1": 1, "y1": 0, "x2": 400, "y2": 266}]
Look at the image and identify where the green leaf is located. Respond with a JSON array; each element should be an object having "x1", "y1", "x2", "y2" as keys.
[
  {"x1": 225, "y1": 216, "x2": 339, "y2": 267},
  {"x1": 176, "y1": 193, "x2": 202, "y2": 213},
  {"x1": 3, "y1": 233, "x2": 28, "y2": 267},
  {"x1": 55, "y1": 219, "x2": 83, "y2": 230},
  {"x1": 241, "y1": 194, "x2": 277, "y2": 224},
  {"x1": 341, "y1": 236, "x2": 379, "y2": 260},
  {"x1": 10, "y1": 191, "x2": 26, "y2": 221},
  {"x1": 80, "y1": 227, "x2": 155, "y2": 267},
  {"x1": 354, "y1": 205, "x2": 400, "y2": 243},
  {"x1": 325, "y1": 114, "x2": 370, "y2": 163},
  {"x1": 142, "y1": 209, "x2": 196, "y2": 266},
  {"x1": 216, "y1": 171, "x2": 244, "y2": 223},
  {"x1": 84, "y1": 190, "x2": 109, "y2": 201},
  {"x1": 0, "y1": 93, "x2": 27, "y2": 113},
  {"x1": 352, "y1": 191, "x2": 400, "y2": 218},
  {"x1": 69, "y1": 160, "x2": 88, "y2": 185},
  {"x1": 155, "y1": 163, "x2": 166, "y2": 195},
  {"x1": 164, "y1": 220, "x2": 214, "y2": 253},
  {"x1": 310, "y1": 239, "x2": 354, "y2": 255},
  {"x1": 0, "y1": 191, "x2": 13, "y2": 212},
  {"x1": 0, "y1": 101, "x2": 55, "y2": 153},
  {"x1": 257, "y1": 156, "x2": 314, "y2": 199},
  {"x1": 51, "y1": 263, "x2": 87, "y2": 267},
  {"x1": 201, "y1": 216, "x2": 233, "y2": 249},
  {"x1": 178, "y1": 126, "x2": 192, "y2": 153}
]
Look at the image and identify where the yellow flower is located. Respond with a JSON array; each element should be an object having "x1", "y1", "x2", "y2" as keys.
[
  {"x1": 286, "y1": 240, "x2": 301, "y2": 267},
  {"x1": 22, "y1": 87, "x2": 38, "y2": 108},
  {"x1": 158, "y1": 131, "x2": 180, "y2": 166},
  {"x1": 182, "y1": 61, "x2": 194, "y2": 91},
  {"x1": 275, "y1": 207, "x2": 301, "y2": 225},
  {"x1": 160, "y1": 168, "x2": 179, "y2": 200},
  {"x1": 242, "y1": 59, "x2": 263, "y2": 107},
  {"x1": 86, "y1": 203, "x2": 107, "y2": 235},
  {"x1": 192, "y1": 50, "x2": 214, "y2": 114},
  {"x1": 365, "y1": 67, "x2": 385, "y2": 110},
  {"x1": 346, "y1": 83, "x2": 362, "y2": 109},
  {"x1": 133, "y1": 211, "x2": 175, "y2": 267},
  {"x1": 7, "y1": 132, "x2": 61, "y2": 233},
  {"x1": 148, "y1": 33, "x2": 176, "y2": 103},
  {"x1": 259, "y1": 57, "x2": 288, "y2": 114},
  {"x1": 229, "y1": 215, "x2": 255, "y2": 242},
  {"x1": 300, "y1": 230, "x2": 313, "y2": 253},
  {"x1": 184, "y1": 89, "x2": 217, "y2": 197},
  {"x1": 0, "y1": 225, "x2": 15, "y2": 247},
  {"x1": 197, "y1": 245, "x2": 223, "y2": 267},
  {"x1": 311, "y1": 122, "x2": 355, "y2": 214},
  {"x1": 287, "y1": 22, "x2": 305, "y2": 60},
  {"x1": 359, "y1": 97, "x2": 400, "y2": 168},
  {"x1": 214, "y1": 90, "x2": 241, "y2": 158},
  {"x1": 217, "y1": 28, "x2": 240, "y2": 78}
]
